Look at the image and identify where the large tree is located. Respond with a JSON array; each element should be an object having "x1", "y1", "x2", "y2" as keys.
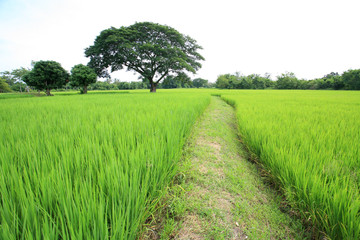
[
  {"x1": 22, "y1": 61, "x2": 69, "y2": 96},
  {"x1": 70, "y1": 64, "x2": 97, "y2": 94},
  {"x1": 85, "y1": 22, "x2": 204, "y2": 92}
]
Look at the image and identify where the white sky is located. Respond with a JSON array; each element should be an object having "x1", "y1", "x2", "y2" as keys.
[{"x1": 0, "y1": 0, "x2": 359, "y2": 82}]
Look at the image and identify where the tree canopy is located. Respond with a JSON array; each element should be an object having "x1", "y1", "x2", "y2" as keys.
[
  {"x1": 342, "y1": 69, "x2": 360, "y2": 90},
  {"x1": 193, "y1": 78, "x2": 209, "y2": 88},
  {"x1": 85, "y1": 22, "x2": 204, "y2": 92},
  {"x1": 161, "y1": 73, "x2": 192, "y2": 89},
  {"x1": 22, "y1": 61, "x2": 69, "y2": 96},
  {"x1": 70, "y1": 64, "x2": 97, "y2": 94},
  {"x1": 0, "y1": 77, "x2": 12, "y2": 93}
]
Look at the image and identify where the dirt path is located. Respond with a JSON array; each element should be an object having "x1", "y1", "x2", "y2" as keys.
[{"x1": 169, "y1": 96, "x2": 307, "y2": 239}]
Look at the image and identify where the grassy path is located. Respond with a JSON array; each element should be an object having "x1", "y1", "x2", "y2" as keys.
[{"x1": 161, "y1": 96, "x2": 308, "y2": 239}]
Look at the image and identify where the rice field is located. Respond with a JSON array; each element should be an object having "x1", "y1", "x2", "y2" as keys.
[
  {"x1": 0, "y1": 92, "x2": 210, "y2": 239},
  {"x1": 1, "y1": 89, "x2": 359, "y2": 239},
  {"x1": 221, "y1": 90, "x2": 360, "y2": 239}
]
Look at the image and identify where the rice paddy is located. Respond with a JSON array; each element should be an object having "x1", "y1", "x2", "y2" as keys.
[
  {"x1": 221, "y1": 90, "x2": 360, "y2": 239},
  {"x1": 1, "y1": 89, "x2": 359, "y2": 239},
  {"x1": 0, "y1": 92, "x2": 210, "y2": 239}
]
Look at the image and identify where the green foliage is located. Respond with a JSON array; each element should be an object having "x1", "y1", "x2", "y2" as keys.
[
  {"x1": 215, "y1": 73, "x2": 273, "y2": 89},
  {"x1": 85, "y1": 22, "x2": 204, "y2": 92},
  {"x1": 342, "y1": 69, "x2": 360, "y2": 90},
  {"x1": 113, "y1": 81, "x2": 147, "y2": 90},
  {"x1": 88, "y1": 80, "x2": 147, "y2": 90},
  {"x1": 1, "y1": 67, "x2": 30, "y2": 89},
  {"x1": 215, "y1": 74, "x2": 231, "y2": 88},
  {"x1": 0, "y1": 77, "x2": 12, "y2": 92},
  {"x1": 22, "y1": 61, "x2": 69, "y2": 96},
  {"x1": 161, "y1": 73, "x2": 192, "y2": 89},
  {"x1": 89, "y1": 81, "x2": 117, "y2": 90},
  {"x1": 192, "y1": 78, "x2": 208, "y2": 88},
  {"x1": 10, "y1": 82, "x2": 27, "y2": 92},
  {"x1": 0, "y1": 92, "x2": 210, "y2": 239},
  {"x1": 213, "y1": 70, "x2": 360, "y2": 90},
  {"x1": 222, "y1": 90, "x2": 360, "y2": 239},
  {"x1": 70, "y1": 64, "x2": 97, "y2": 94},
  {"x1": 0, "y1": 71, "x2": 14, "y2": 85},
  {"x1": 276, "y1": 72, "x2": 298, "y2": 89}
]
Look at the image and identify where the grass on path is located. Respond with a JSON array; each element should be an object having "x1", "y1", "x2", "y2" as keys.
[{"x1": 159, "y1": 96, "x2": 308, "y2": 239}]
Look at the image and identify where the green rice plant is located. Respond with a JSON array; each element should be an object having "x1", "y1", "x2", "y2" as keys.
[
  {"x1": 222, "y1": 90, "x2": 360, "y2": 239},
  {"x1": 0, "y1": 92, "x2": 210, "y2": 239},
  {"x1": 0, "y1": 93, "x2": 37, "y2": 99}
]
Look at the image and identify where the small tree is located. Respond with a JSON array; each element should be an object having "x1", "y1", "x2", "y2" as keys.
[
  {"x1": 0, "y1": 77, "x2": 12, "y2": 92},
  {"x1": 22, "y1": 61, "x2": 69, "y2": 96},
  {"x1": 70, "y1": 64, "x2": 97, "y2": 94}
]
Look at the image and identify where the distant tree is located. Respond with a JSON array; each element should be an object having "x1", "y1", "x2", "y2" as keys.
[
  {"x1": 22, "y1": 61, "x2": 69, "y2": 96},
  {"x1": 216, "y1": 74, "x2": 230, "y2": 89},
  {"x1": 115, "y1": 81, "x2": 131, "y2": 90},
  {"x1": 206, "y1": 82, "x2": 216, "y2": 88},
  {"x1": 315, "y1": 78, "x2": 334, "y2": 89},
  {"x1": 70, "y1": 64, "x2": 97, "y2": 94},
  {"x1": 332, "y1": 75, "x2": 345, "y2": 90},
  {"x1": 228, "y1": 75, "x2": 242, "y2": 89},
  {"x1": 161, "y1": 76, "x2": 178, "y2": 89},
  {"x1": 297, "y1": 79, "x2": 311, "y2": 89},
  {"x1": 0, "y1": 77, "x2": 12, "y2": 92},
  {"x1": 323, "y1": 72, "x2": 339, "y2": 79},
  {"x1": 0, "y1": 67, "x2": 30, "y2": 90},
  {"x1": 263, "y1": 76, "x2": 275, "y2": 88},
  {"x1": 0, "y1": 71, "x2": 15, "y2": 86},
  {"x1": 342, "y1": 69, "x2": 360, "y2": 90},
  {"x1": 248, "y1": 74, "x2": 266, "y2": 89},
  {"x1": 175, "y1": 72, "x2": 192, "y2": 88},
  {"x1": 11, "y1": 82, "x2": 27, "y2": 92},
  {"x1": 193, "y1": 78, "x2": 208, "y2": 88},
  {"x1": 85, "y1": 22, "x2": 204, "y2": 92},
  {"x1": 89, "y1": 81, "x2": 117, "y2": 90},
  {"x1": 161, "y1": 73, "x2": 192, "y2": 88},
  {"x1": 276, "y1": 72, "x2": 298, "y2": 89}
]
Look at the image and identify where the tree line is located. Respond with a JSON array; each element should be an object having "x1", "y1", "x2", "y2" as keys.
[
  {"x1": 215, "y1": 70, "x2": 360, "y2": 90},
  {"x1": 0, "y1": 61, "x2": 98, "y2": 95},
  {"x1": 0, "y1": 63, "x2": 212, "y2": 94},
  {"x1": 1, "y1": 21, "x2": 359, "y2": 94}
]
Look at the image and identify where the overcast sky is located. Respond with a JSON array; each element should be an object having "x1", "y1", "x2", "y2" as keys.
[{"x1": 1, "y1": 0, "x2": 359, "y2": 82}]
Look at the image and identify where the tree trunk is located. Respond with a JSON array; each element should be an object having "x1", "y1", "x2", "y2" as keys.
[
  {"x1": 150, "y1": 82, "x2": 157, "y2": 92},
  {"x1": 46, "y1": 88, "x2": 51, "y2": 96},
  {"x1": 83, "y1": 85, "x2": 88, "y2": 94}
]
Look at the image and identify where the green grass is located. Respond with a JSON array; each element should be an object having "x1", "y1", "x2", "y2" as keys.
[
  {"x1": 52, "y1": 90, "x2": 130, "y2": 95},
  {"x1": 221, "y1": 90, "x2": 360, "y2": 239},
  {"x1": 0, "y1": 93, "x2": 38, "y2": 99},
  {"x1": 0, "y1": 92, "x2": 210, "y2": 239}
]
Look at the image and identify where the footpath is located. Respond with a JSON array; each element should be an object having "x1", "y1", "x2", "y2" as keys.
[{"x1": 170, "y1": 96, "x2": 306, "y2": 239}]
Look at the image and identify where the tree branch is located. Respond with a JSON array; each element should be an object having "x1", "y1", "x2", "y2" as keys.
[
  {"x1": 155, "y1": 70, "x2": 169, "y2": 84},
  {"x1": 124, "y1": 62, "x2": 145, "y2": 75}
]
